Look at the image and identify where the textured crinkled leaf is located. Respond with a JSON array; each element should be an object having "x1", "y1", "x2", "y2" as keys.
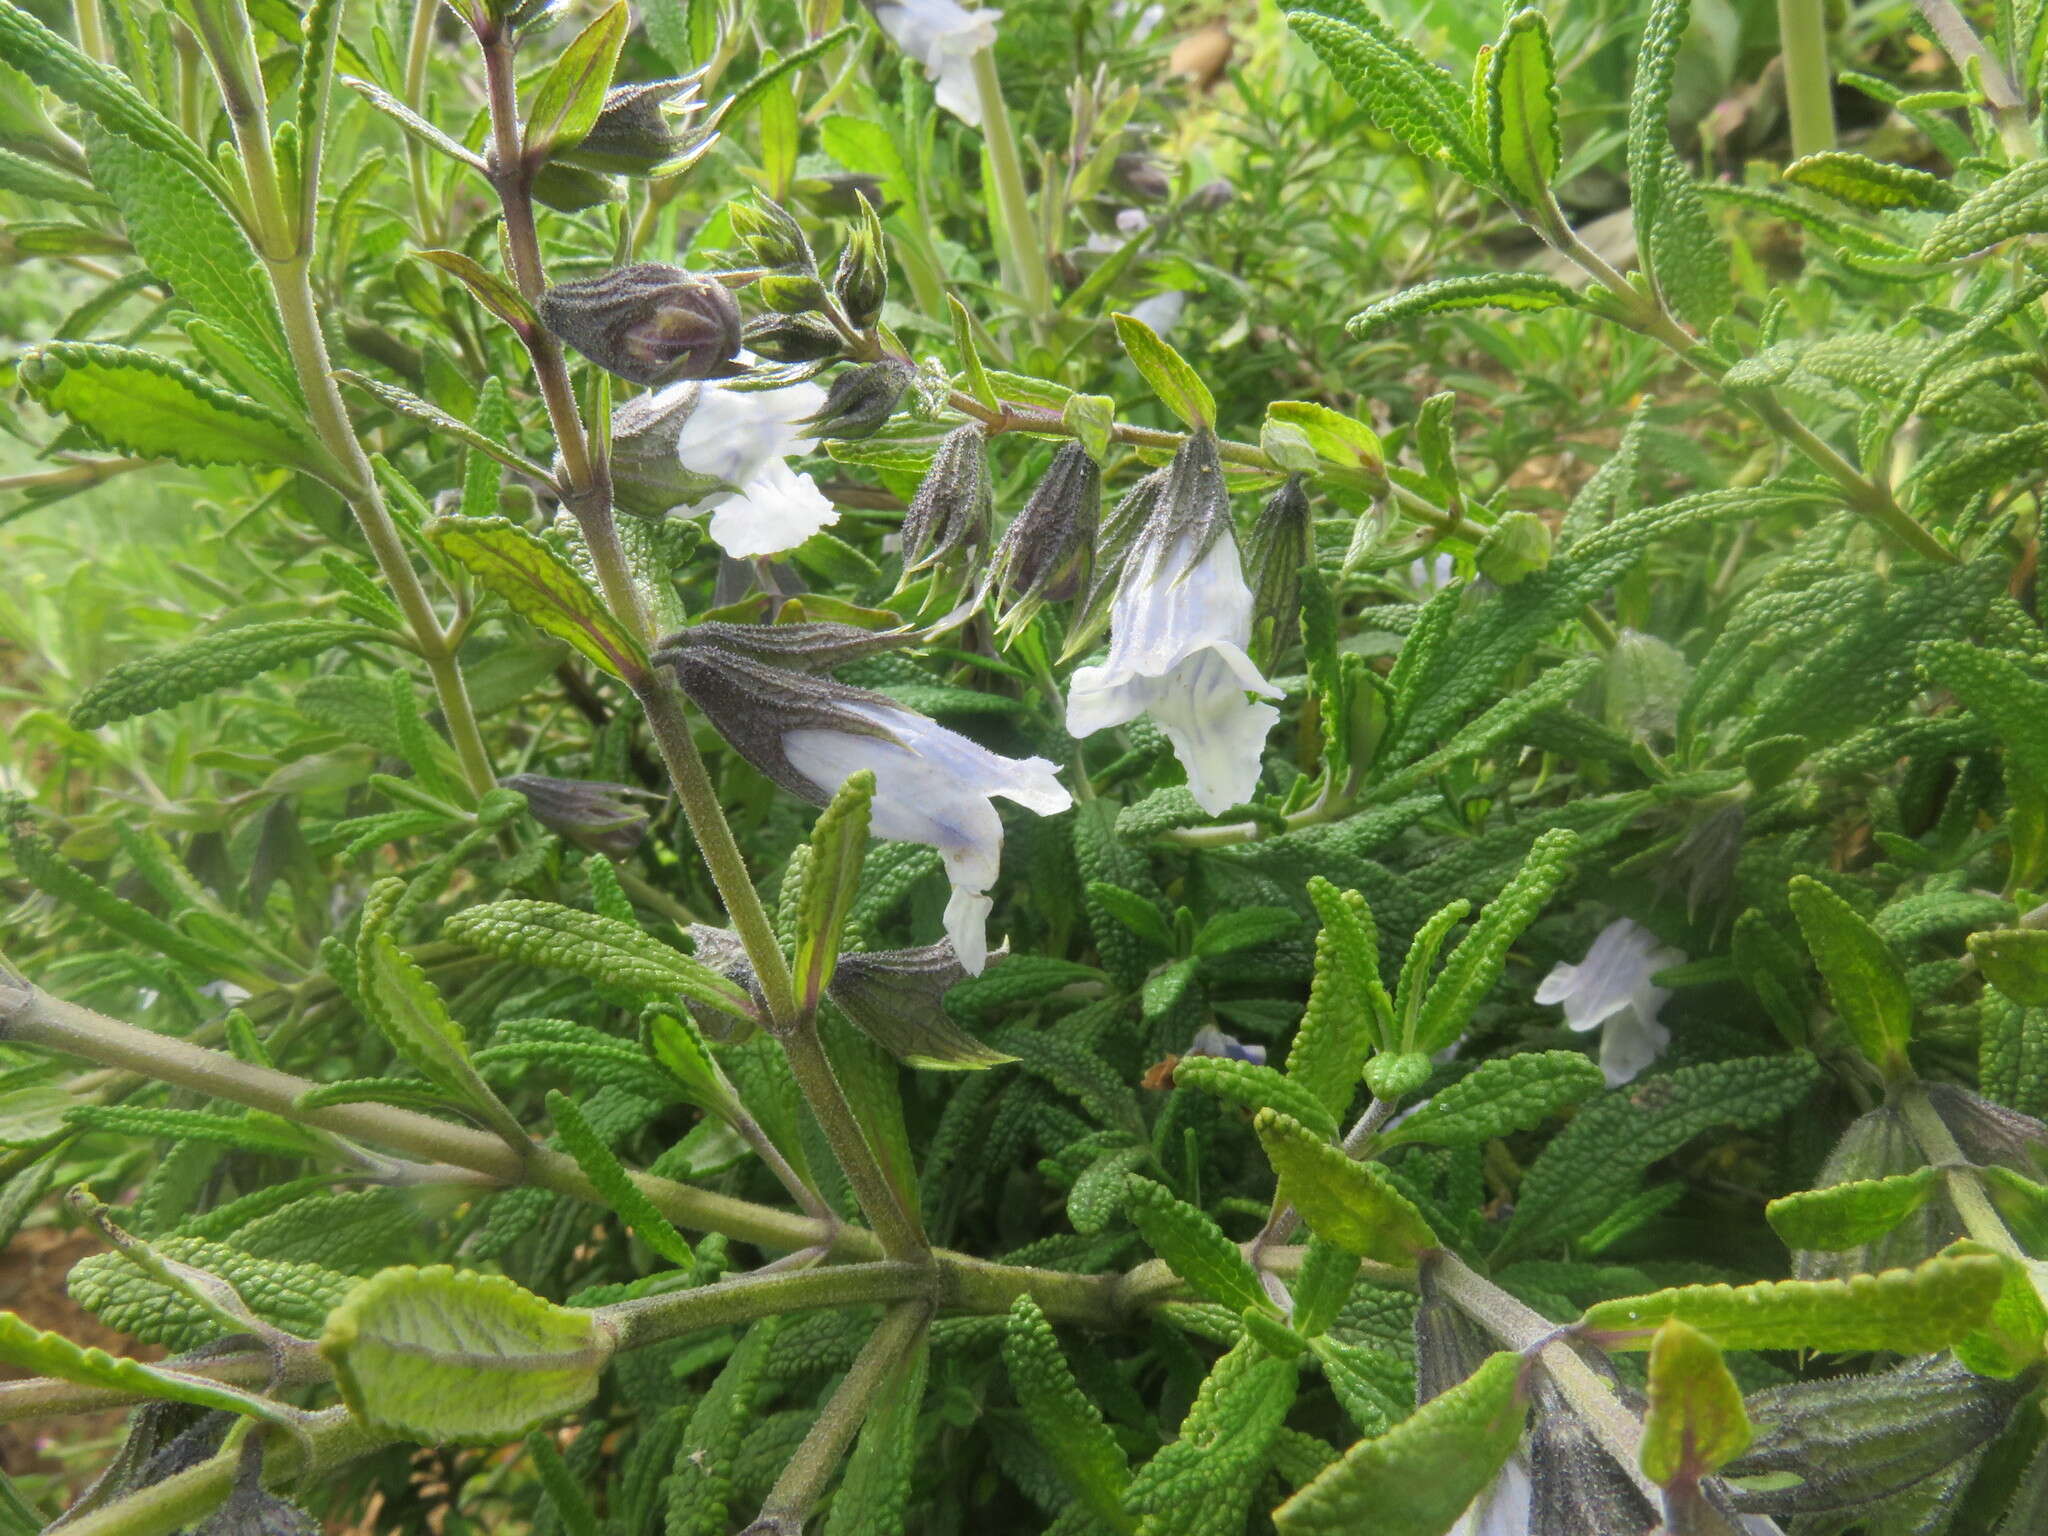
[
  {"x1": 1500, "y1": 1054, "x2": 1821, "y2": 1256},
  {"x1": 1124, "y1": 1338, "x2": 1298, "y2": 1536},
  {"x1": 1381, "y1": 1051, "x2": 1605, "y2": 1149},
  {"x1": 1413, "y1": 827, "x2": 1577, "y2": 1054},
  {"x1": 1487, "y1": 9, "x2": 1560, "y2": 207},
  {"x1": 1124, "y1": 1179, "x2": 1271, "y2": 1315},
  {"x1": 69, "y1": 1236, "x2": 354, "y2": 1350},
  {"x1": 1287, "y1": 9, "x2": 1486, "y2": 183},
  {"x1": 1579, "y1": 1253, "x2": 2003, "y2": 1353},
  {"x1": 19, "y1": 342, "x2": 314, "y2": 469},
  {"x1": 321, "y1": 1264, "x2": 614, "y2": 1441},
  {"x1": 426, "y1": 516, "x2": 645, "y2": 678},
  {"x1": 1004, "y1": 1295, "x2": 1136, "y2": 1533},
  {"x1": 1173, "y1": 1055, "x2": 1339, "y2": 1140},
  {"x1": 1307, "y1": 1335, "x2": 1409, "y2": 1435},
  {"x1": 70, "y1": 621, "x2": 369, "y2": 729},
  {"x1": 1784, "y1": 151, "x2": 1962, "y2": 211},
  {"x1": 1346, "y1": 272, "x2": 1579, "y2": 336},
  {"x1": 1766, "y1": 1167, "x2": 1939, "y2": 1251},
  {"x1": 1625, "y1": 0, "x2": 1690, "y2": 275},
  {"x1": 547, "y1": 1091, "x2": 695, "y2": 1268},
  {"x1": 1922, "y1": 639, "x2": 2048, "y2": 792},
  {"x1": 360, "y1": 934, "x2": 484, "y2": 1103},
  {"x1": 0, "y1": 1309, "x2": 300, "y2": 1427},
  {"x1": 65, "y1": 1105, "x2": 321, "y2": 1159},
  {"x1": 1112, "y1": 312, "x2": 1214, "y2": 429},
  {"x1": 824, "y1": 1329, "x2": 929, "y2": 1536},
  {"x1": 1919, "y1": 159, "x2": 2048, "y2": 259},
  {"x1": 1255, "y1": 1109, "x2": 1436, "y2": 1265},
  {"x1": 1788, "y1": 876, "x2": 1913, "y2": 1076},
  {"x1": 795, "y1": 771, "x2": 871, "y2": 1008},
  {"x1": 443, "y1": 900, "x2": 756, "y2": 1021},
  {"x1": 1640, "y1": 1318, "x2": 1750, "y2": 1484},
  {"x1": 1909, "y1": 423, "x2": 2048, "y2": 508},
  {"x1": 1275, "y1": 1350, "x2": 1524, "y2": 1536},
  {"x1": 337, "y1": 371, "x2": 555, "y2": 480},
  {"x1": 1970, "y1": 929, "x2": 2048, "y2": 1008}
]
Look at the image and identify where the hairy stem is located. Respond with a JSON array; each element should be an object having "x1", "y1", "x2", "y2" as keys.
[
  {"x1": 1896, "y1": 1082, "x2": 2048, "y2": 1306},
  {"x1": 1776, "y1": 0, "x2": 1836, "y2": 160},
  {"x1": 780, "y1": 1023, "x2": 928, "y2": 1259}
]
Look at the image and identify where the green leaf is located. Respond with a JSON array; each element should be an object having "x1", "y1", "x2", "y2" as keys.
[
  {"x1": 1919, "y1": 159, "x2": 2048, "y2": 260},
  {"x1": 0, "y1": 1308, "x2": 306, "y2": 1431},
  {"x1": 0, "y1": 0, "x2": 229, "y2": 198},
  {"x1": 1112, "y1": 311, "x2": 1214, "y2": 429},
  {"x1": 1285, "y1": 8, "x2": 1487, "y2": 183},
  {"x1": 69, "y1": 1235, "x2": 353, "y2": 1350},
  {"x1": 70, "y1": 620, "x2": 371, "y2": 729},
  {"x1": 1274, "y1": 1351, "x2": 1525, "y2": 1536},
  {"x1": 321, "y1": 1265, "x2": 615, "y2": 1441},
  {"x1": 1970, "y1": 929, "x2": 2048, "y2": 1007},
  {"x1": 18, "y1": 342, "x2": 316, "y2": 470},
  {"x1": 426, "y1": 516, "x2": 646, "y2": 679},
  {"x1": 361, "y1": 933, "x2": 528, "y2": 1147},
  {"x1": 524, "y1": 0, "x2": 630, "y2": 161},
  {"x1": 336, "y1": 370, "x2": 554, "y2": 481},
  {"x1": 719, "y1": 24, "x2": 856, "y2": 127},
  {"x1": 1264, "y1": 400, "x2": 1383, "y2": 476},
  {"x1": 65, "y1": 1105, "x2": 320, "y2": 1159},
  {"x1": 416, "y1": 249, "x2": 539, "y2": 336},
  {"x1": 1788, "y1": 876, "x2": 1914, "y2": 1078},
  {"x1": 1640, "y1": 1318, "x2": 1750, "y2": 1486},
  {"x1": 1124, "y1": 1338, "x2": 1298, "y2": 1536},
  {"x1": 1287, "y1": 881, "x2": 1389, "y2": 1114},
  {"x1": 1346, "y1": 273, "x2": 1579, "y2": 337},
  {"x1": 1487, "y1": 9, "x2": 1560, "y2": 208},
  {"x1": 1921, "y1": 640, "x2": 2048, "y2": 796},
  {"x1": 1124, "y1": 1178, "x2": 1272, "y2": 1315},
  {"x1": 1254, "y1": 1109, "x2": 1436, "y2": 1267},
  {"x1": 1380, "y1": 1051, "x2": 1605, "y2": 1149},
  {"x1": 1193, "y1": 907, "x2": 1301, "y2": 958},
  {"x1": 824, "y1": 1328, "x2": 929, "y2": 1536},
  {"x1": 1172, "y1": 1055, "x2": 1340, "y2": 1141},
  {"x1": 642, "y1": 1007, "x2": 737, "y2": 1113},
  {"x1": 947, "y1": 294, "x2": 1000, "y2": 412},
  {"x1": 1411, "y1": 827, "x2": 1577, "y2": 1055},
  {"x1": 1945, "y1": 1240, "x2": 2048, "y2": 1379},
  {"x1": 1578, "y1": 1253, "x2": 2004, "y2": 1353},
  {"x1": 1783, "y1": 151, "x2": 1962, "y2": 212},
  {"x1": 546, "y1": 1090, "x2": 695, "y2": 1268},
  {"x1": 1003, "y1": 1295, "x2": 1137, "y2": 1534},
  {"x1": 1088, "y1": 882, "x2": 1174, "y2": 950},
  {"x1": 340, "y1": 75, "x2": 487, "y2": 172},
  {"x1": 1765, "y1": 1167, "x2": 1940, "y2": 1251},
  {"x1": 442, "y1": 900, "x2": 758, "y2": 1023},
  {"x1": 1500, "y1": 1054, "x2": 1821, "y2": 1257},
  {"x1": 0, "y1": 143, "x2": 103, "y2": 204},
  {"x1": 795, "y1": 771, "x2": 871, "y2": 1011}
]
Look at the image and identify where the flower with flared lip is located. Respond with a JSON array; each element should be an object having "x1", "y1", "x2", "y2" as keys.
[
  {"x1": 784, "y1": 702, "x2": 1068, "y2": 972},
  {"x1": 1535, "y1": 918, "x2": 1684, "y2": 1087},
  {"x1": 653, "y1": 375, "x2": 837, "y2": 558},
  {"x1": 870, "y1": 0, "x2": 1001, "y2": 126},
  {"x1": 655, "y1": 630, "x2": 1068, "y2": 973},
  {"x1": 1065, "y1": 433, "x2": 1281, "y2": 815},
  {"x1": 1448, "y1": 1454, "x2": 1532, "y2": 1536}
]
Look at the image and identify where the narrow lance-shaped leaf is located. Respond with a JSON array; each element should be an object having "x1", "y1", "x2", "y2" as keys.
[
  {"x1": 70, "y1": 621, "x2": 373, "y2": 729},
  {"x1": 524, "y1": 0, "x2": 630, "y2": 162},
  {"x1": 795, "y1": 771, "x2": 872, "y2": 1012},
  {"x1": 545, "y1": 1090, "x2": 696, "y2": 1268},
  {"x1": 1254, "y1": 1109, "x2": 1437, "y2": 1268},
  {"x1": 1347, "y1": 273, "x2": 1580, "y2": 337},
  {"x1": 1487, "y1": 9, "x2": 1561, "y2": 209},
  {"x1": 1275, "y1": 1351, "x2": 1527, "y2": 1536},
  {"x1": 321, "y1": 1265, "x2": 616, "y2": 1441},
  {"x1": 1123, "y1": 1178, "x2": 1273, "y2": 1316},
  {"x1": 1640, "y1": 1318, "x2": 1751, "y2": 1487},
  {"x1": 427, "y1": 516, "x2": 647, "y2": 679},
  {"x1": 1003, "y1": 1295, "x2": 1137, "y2": 1534},
  {"x1": 1412, "y1": 826, "x2": 1578, "y2": 1055},
  {"x1": 1788, "y1": 875, "x2": 1914, "y2": 1079},
  {"x1": 1380, "y1": 1051, "x2": 1605, "y2": 1149},
  {"x1": 1765, "y1": 1167, "x2": 1940, "y2": 1251},
  {"x1": 1112, "y1": 311, "x2": 1213, "y2": 428},
  {"x1": 1172, "y1": 1054, "x2": 1341, "y2": 1141},
  {"x1": 361, "y1": 933, "x2": 530, "y2": 1149}
]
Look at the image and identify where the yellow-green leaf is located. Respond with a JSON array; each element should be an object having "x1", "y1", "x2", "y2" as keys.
[
  {"x1": 1640, "y1": 1318, "x2": 1751, "y2": 1486},
  {"x1": 1112, "y1": 311, "x2": 1213, "y2": 428},
  {"x1": 1487, "y1": 9, "x2": 1560, "y2": 208},
  {"x1": 1254, "y1": 1109, "x2": 1436, "y2": 1267},
  {"x1": 427, "y1": 516, "x2": 646, "y2": 679}
]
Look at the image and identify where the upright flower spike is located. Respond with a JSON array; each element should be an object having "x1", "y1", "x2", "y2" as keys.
[
  {"x1": 1065, "y1": 430, "x2": 1281, "y2": 815},
  {"x1": 618, "y1": 376, "x2": 838, "y2": 557},
  {"x1": 1535, "y1": 918, "x2": 1684, "y2": 1087},
  {"x1": 654, "y1": 627, "x2": 1070, "y2": 972},
  {"x1": 866, "y1": 0, "x2": 1002, "y2": 126}
]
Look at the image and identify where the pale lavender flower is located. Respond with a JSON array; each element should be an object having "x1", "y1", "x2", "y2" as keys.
[{"x1": 1535, "y1": 919, "x2": 1684, "y2": 1087}]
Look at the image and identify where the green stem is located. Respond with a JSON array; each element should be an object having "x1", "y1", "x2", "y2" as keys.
[
  {"x1": 779, "y1": 1020, "x2": 929, "y2": 1260},
  {"x1": 401, "y1": 0, "x2": 442, "y2": 244},
  {"x1": 756, "y1": 1301, "x2": 932, "y2": 1529},
  {"x1": 69, "y1": 0, "x2": 108, "y2": 65},
  {"x1": 969, "y1": 47, "x2": 1051, "y2": 325},
  {"x1": 1776, "y1": 0, "x2": 1836, "y2": 160},
  {"x1": 1896, "y1": 1083, "x2": 2048, "y2": 1306}
]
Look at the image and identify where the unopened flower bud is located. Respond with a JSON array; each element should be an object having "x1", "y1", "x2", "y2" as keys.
[
  {"x1": 800, "y1": 357, "x2": 914, "y2": 440},
  {"x1": 1066, "y1": 468, "x2": 1167, "y2": 657},
  {"x1": 497, "y1": 773, "x2": 661, "y2": 856},
  {"x1": 984, "y1": 440, "x2": 1098, "y2": 634},
  {"x1": 796, "y1": 171, "x2": 887, "y2": 218},
  {"x1": 743, "y1": 311, "x2": 846, "y2": 363},
  {"x1": 727, "y1": 196, "x2": 813, "y2": 271},
  {"x1": 1526, "y1": 1379, "x2": 1656, "y2": 1534},
  {"x1": 1112, "y1": 151, "x2": 1171, "y2": 202},
  {"x1": 830, "y1": 942, "x2": 1016, "y2": 1066},
  {"x1": 901, "y1": 423, "x2": 991, "y2": 578},
  {"x1": 558, "y1": 79, "x2": 712, "y2": 177},
  {"x1": 1187, "y1": 177, "x2": 1235, "y2": 212},
  {"x1": 756, "y1": 268, "x2": 830, "y2": 315},
  {"x1": 1476, "y1": 510, "x2": 1552, "y2": 586},
  {"x1": 1245, "y1": 473, "x2": 1312, "y2": 664},
  {"x1": 537, "y1": 264, "x2": 743, "y2": 386},
  {"x1": 530, "y1": 161, "x2": 626, "y2": 212},
  {"x1": 832, "y1": 193, "x2": 889, "y2": 330}
]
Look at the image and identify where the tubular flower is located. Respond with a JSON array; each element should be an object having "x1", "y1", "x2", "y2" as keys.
[
  {"x1": 868, "y1": 0, "x2": 1001, "y2": 126},
  {"x1": 646, "y1": 376, "x2": 837, "y2": 558},
  {"x1": 655, "y1": 626, "x2": 1070, "y2": 972},
  {"x1": 1535, "y1": 918, "x2": 1684, "y2": 1087},
  {"x1": 1065, "y1": 430, "x2": 1281, "y2": 814}
]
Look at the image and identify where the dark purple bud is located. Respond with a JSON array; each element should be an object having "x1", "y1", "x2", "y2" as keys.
[
  {"x1": 1244, "y1": 473, "x2": 1312, "y2": 664},
  {"x1": 1187, "y1": 177, "x2": 1235, "y2": 212},
  {"x1": 743, "y1": 311, "x2": 846, "y2": 363},
  {"x1": 498, "y1": 773, "x2": 661, "y2": 856},
  {"x1": 557, "y1": 78, "x2": 714, "y2": 178},
  {"x1": 1112, "y1": 152, "x2": 1172, "y2": 202},
  {"x1": 829, "y1": 943, "x2": 1015, "y2": 1067},
  {"x1": 901, "y1": 423, "x2": 992, "y2": 578},
  {"x1": 798, "y1": 357, "x2": 914, "y2": 441},
  {"x1": 985, "y1": 440, "x2": 1098, "y2": 634},
  {"x1": 537, "y1": 264, "x2": 743, "y2": 386}
]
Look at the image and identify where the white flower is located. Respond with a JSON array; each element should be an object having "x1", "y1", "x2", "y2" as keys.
[
  {"x1": 666, "y1": 377, "x2": 838, "y2": 559},
  {"x1": 1448, "y1": 1454, "x2": 1532, "y2": 1536},
  {"x1": 872, "y1": 0, "x2": 1000, "y2": 126},
  {"x1": 782, "y1": 701, "x2": 1070, "y2": 972},
  {"x1": 1535, "y1": 918, "x2": 1684, "y2": 1087},
  {"x1": 1066, "y1": 528, "x2": 1281, "y2": 815},
  {"x1": 1126, "y1": 289, "x2": 1187, "y2": 337},
  {"x1": 1185, "y1": 1025, "x2": 1266, "y2": 1065}
]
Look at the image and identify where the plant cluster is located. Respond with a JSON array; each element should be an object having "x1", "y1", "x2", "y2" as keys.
[{"x1": 5, "y1": 0, "x2": 2048, "y2": 1533}]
